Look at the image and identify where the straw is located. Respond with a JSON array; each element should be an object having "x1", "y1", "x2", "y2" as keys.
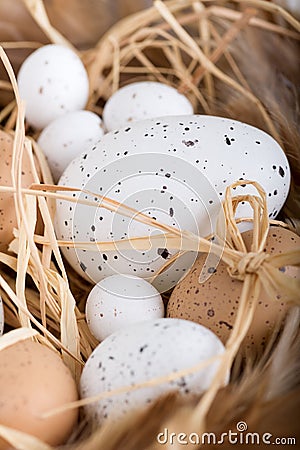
[{"x1": 21, "y1": 0, "x2": 76, "y2": 51}]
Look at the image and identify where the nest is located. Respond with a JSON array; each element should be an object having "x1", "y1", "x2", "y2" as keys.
[{"x1": 0, "y1": 0, "x2": 299, "y2": 449}]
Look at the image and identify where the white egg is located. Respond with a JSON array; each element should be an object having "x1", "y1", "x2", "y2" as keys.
[
  {"x1": 17, "y1": 44, "x2": 89, "y2": 129},
  {"x1": 80, "y1": 318, "x2": 227, "y2": 425},
  {"x1": 0, "y1": 296, "x2": 4, "y2": 335},
  {"x1": 85, "y1": 274, "x2": 164, "y2": 341},
  {"x1": 55, "y1": 115, "x2": 290, "y2": 293},
  {"x1": 37, "y1": 111, "x2": 104, "y2": 182},
  {"x1": 103, "y1": 82, "x2": 193, "y2": 131}
]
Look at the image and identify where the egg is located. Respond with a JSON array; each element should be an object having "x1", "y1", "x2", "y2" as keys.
[
  {"x1": 80, "y1": 318, "x2": 227, "y2": 425},
  {"x1": 0, "y1": 339, "x2": 78, "y2": 448},
  {"x1": 17, "y1": 44, "x2": 89, "y2": 129},
  {"x1": 103, "y1": 81, "x2": 193, "y2": 131},
  {"x1": 85, "y1": 274, "x2": 164, "y2": 341},
  {"x1": 55, "y1": 115, "x2": 290, "y2": 292},
  {"x1": 167, "y1": 227, "x2": 300, "y2": 349},
  {"x1": 37, "y1": 110, "x2": 104, "y2": 182},
  {"x1": 0, "y1": 296, "x2": 4, "y2": 336},
  {"x1": 0, "y1": 130, "x2": 40, "y2": 252}
]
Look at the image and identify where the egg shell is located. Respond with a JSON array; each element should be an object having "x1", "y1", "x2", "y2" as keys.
[
  {"x1": 17, "y1": 44, "x2": 89, "y2": 129},
  {"x1": 0, "y1": 130, "x2": 41, "y2": 252},
  {"x1": 55, "y1": 115, "x2": 290, "y2": 292},
  {"x1": 86, "y1": 274, "x2": 164, "y2": 341},
  {"x1": 103, "y1": 81, "x2": 194, "y2": 131},
  {"x1": 0, "y1": 296, "x2": 4, "y2": 336},
  {"x1": 0, "y1": 340, "x2": 78, "y2": 448},
  {"x1": 80, "y1": 318, "x2": 227, "y2": 425},
  {"x1": 167, "y1": 227, "x2": 300, "y2": 349},
  {"x1": 37, "y1": 110, "x2": 104, "y2": 182}
]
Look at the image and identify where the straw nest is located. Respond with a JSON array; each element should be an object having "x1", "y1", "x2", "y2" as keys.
[{"x1": 0, "y1": 1, "x2": 299, "y2": 449}]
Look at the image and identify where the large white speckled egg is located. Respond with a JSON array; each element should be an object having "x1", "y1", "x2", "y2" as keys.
[
  {"x1": 103, "y1": 81, "x2": 193, "y2": 132},
  {"x1": 17, "y1": 44, "x2": 89, "y2": 129},
  {"x1": 0, "y1": 296, "x2": 4, "y2": 336},
  {"x1": 85, "y1": 274, "x2": 164, "y2": 341},
  {"x1": 37, "y1": 110, "x2": 104, "y2": 182},
  {"x1": 80, "y1": 318, "x2": 227, "y2": 425},
  {"x1": 55, "y1": 115, "x2": 290, "y2": 293}
]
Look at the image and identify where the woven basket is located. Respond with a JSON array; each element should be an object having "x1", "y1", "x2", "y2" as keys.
[{"x1": 0, "y1": 1, "x2": 299, "y2": 449}]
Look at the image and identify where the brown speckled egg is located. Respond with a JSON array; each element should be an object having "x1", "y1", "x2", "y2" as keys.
[
  {"x1": 167, "y1": 227, "x2": 300, "y2": 349},
  {"x1": 0, "y1": 339, "x2": 78, "y2": 448},
  {"x1": 0, "y1": 130, "x2": 40, "y2": 252}
]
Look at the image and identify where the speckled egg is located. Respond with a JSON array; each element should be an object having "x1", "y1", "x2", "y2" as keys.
[
  {"x1": 55, "y1": 115, "x2": 290, "y2": 293},
  {"x1": 103, "y1": 81, "x2": 194, "y2": 132},
  {"x1": 0, "y1": 296, "x2": 4, "y2": 336},
  {"x1": 0, "y1": 339, "x2": 78, "y2": 448},
  {"x1": 0, "y1": 130, "x2": 40, "y2": 252},
  {"x1": 17, "y1": 44, "x2": 89, "y2": 129},
  {"x1": 276, "y1": 0, "x2": 300, "y2": 17},
  {"x1": 167, "y1": 227, "x2": 300, "y2": 349},
  {"x1": 80, "y1": 318, "x2": 227, "y2": 425},
  {"x1": 37, "y1": 110, "x2": 104, "y2": 182},
  {"x1": 86, "y1": 274, "x2": 164, "y2": 341}
]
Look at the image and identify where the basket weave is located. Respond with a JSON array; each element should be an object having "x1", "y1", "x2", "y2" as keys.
[{"x1": 0, "y1": 1, "x2": 299, "y2": 449}]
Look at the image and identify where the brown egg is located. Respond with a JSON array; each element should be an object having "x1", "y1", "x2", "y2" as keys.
[
  {"x1": 167, "y1": 227, "x2": 300, "y2": 349},
  {"x1": 0, "y1": 130, "x2": 41, "y2": 252},
  {"x1": 0, "y1": 339, "x2": 78, "y2": 448}
]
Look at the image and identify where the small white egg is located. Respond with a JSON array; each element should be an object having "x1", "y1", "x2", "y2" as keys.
[
  {"x1": 85, "y1": 274, "x2": 164, "y2": 341},
  {"x1": 103, "y1": 81, "x2": 193, "y2": 131},
  {"x1": 0, "y1": 296, "x2": 4, "y2": 335},
  {"x1": 17, "y1": 44, "x2": 89, "y2": 129},
  {"x1": 80, "y1": 318, "x2": 227, "y2": 425},
  {"x1": 37, "y1": 110, "x2": 104, "y2": 182}
]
